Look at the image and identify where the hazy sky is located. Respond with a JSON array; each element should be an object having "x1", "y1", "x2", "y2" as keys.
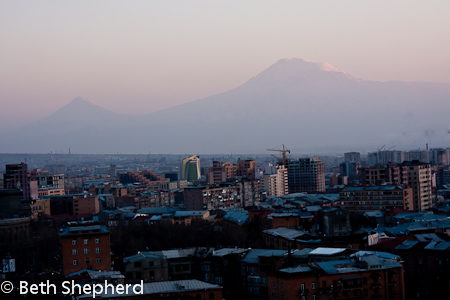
[{"x1": 1, "y1": 1, "x2": 450, "y2": 133}]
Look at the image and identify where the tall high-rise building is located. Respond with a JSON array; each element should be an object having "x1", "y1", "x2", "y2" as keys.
[
  {"x1": 180, "y1": 155, "x2": 201, "y2": 182},
  {"x1": 339, "y1": 161, "x2": 361, "y2": 181},
  {"x1": 3, "y1": 163, "x2": 31, "y2": 201},
  {"x1": 344, "y1": 152, "x2": 361, "y2": 163},
  {"x1": 109, "y1": 164, "x2": 117, "y2": 177},
  {"x1": 430, "y1": 148, "x2": 450, "y2": 166},
  {"x1": 237, "y1": 159, "x2": 257, "y2": 180},
  {"x1": 206, "y1": 161, "x2": 238, "y2": 184},
  {"x1": 359, "y1": 163, "x2": 408, "y2": 186},
  {"x1": 286, "y1": 157, "x2": 325, "y2": 193},
  {"x1": 403, "y1": 161, "x2": 432, "y2": 211},
  {"x1": 260, "y1": 165, "x2": 288, "y2": 197}
]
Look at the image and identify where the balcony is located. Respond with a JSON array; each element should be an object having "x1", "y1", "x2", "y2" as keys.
[
  {"x1": 298, "y1": 288, "x2": 309, "y2": 296},
  {"x1": 342, "y1": 283, "x2": 363, "y2": 290},
  {"x1": 371, "y1": 283, "x2": 381, "y2": 289},
  {"x1": 319, "y1": 286, "x2": 333, "y2": 294},
  {"x1": 336, "y1": 296, "x2": 363, "y2": 300}
]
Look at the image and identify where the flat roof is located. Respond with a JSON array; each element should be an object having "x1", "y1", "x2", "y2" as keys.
[
  {"x1": 309, "y1": 247, "x2": 346, "y2": 256},
  {"x1": 77, "y1": 280, "x2": 221, "y2": 299}
]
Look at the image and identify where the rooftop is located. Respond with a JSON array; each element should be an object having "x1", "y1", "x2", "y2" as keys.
[
  {"x1": 124, "y1": 252, "x2": 166, "y2": 263},
  {"x1": 212, "y1": 248, "x2": 248, "y2": 257},
  {"x1": 309, "y1": 247, "x2": 346, "y2": 256},
  {"x1": 77, "y1": 280, "x2": 221, "y2": 299},
  {"x1": 241, "y1": 249, "x2": 288, "y2": 264},
  {"x1": 280, "y1": 265, "x2": 312, "y2": 274},
  {"x1": 60, "y1": 225, "x2": 109, "y2": 236},
  {"x1": 263, "y1": 227, "x2": 307, "y2": 240}
]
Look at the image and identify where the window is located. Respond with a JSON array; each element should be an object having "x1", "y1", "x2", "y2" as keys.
[
  {"x1": 97, "y1": 258, "x2": 101, "y2": 264},
  {"x1": 312, "y1": 282, "x2": 316, "y2": 289},
  {"x1": 84, "y1": 239, "x2": 88, "y2": 245},
  {"x1": 72, "y1": 249, "x2": 78, "y2": 255},
  {"x1": 85, "y1": 258, "x2": 90, "y2": 264},
  {"x1": 73, "y1": 259, "x2": 78, "y2": 265},
  {"x1": 301, "y1": 283, "x2": 305, "y2": 291},
  {"x1": 84, "y1": 248, "x2": 89, "y2": 254},
  {"x1": 95, "y1": 238, "x2": 100, "y2": 244},
  {"x1": 72, "y1": 240, "x2": 77, "y2": 245},
  {"x1": 274, "y1": 281, "x2": 277, "y2": 289},
  {"x1": 313, "y1": 296, "x2": 316, "y2": 300},
  {"x1": 96, "y1": 247, "x2": 101, "y2": 254},
  {"x1": 209, "y1": 293, "x2": 214, "y2": 300},
  {"x1": 281, "y1": 283, "x2": 284, "y2": 291}
]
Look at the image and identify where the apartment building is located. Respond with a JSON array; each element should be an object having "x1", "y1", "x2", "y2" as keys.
[
  {"x1": 340, "y1": 186, "x2": 413, "y2": 213},
  {"x1": 260, "y1": 165, "x2": 288, "y2": 197},
  {"x1": 286, "y1": 157, "x2": 325, "y2": 193},
  {"x1": 267, "y1": 251, "x2": 405, "y2": 300},
  {"x1": 404, "y1": 161, "x2": 432, "y2": 211},
  {"x1": 60, "y1": 220, "x2": 111, "y2": 276}
]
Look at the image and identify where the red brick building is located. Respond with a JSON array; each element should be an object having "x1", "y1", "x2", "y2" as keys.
[
  {"x1": 267, "y1": 251, "x2": 405, "y2": 300},
  {"x1": 60, "y1": 220, "x2": 111, "y2": 275}
]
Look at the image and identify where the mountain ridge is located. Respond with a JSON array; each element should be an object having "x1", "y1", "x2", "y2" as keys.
[{"x1": 2, "y1": 58, "x2": 450, "y2": 154}]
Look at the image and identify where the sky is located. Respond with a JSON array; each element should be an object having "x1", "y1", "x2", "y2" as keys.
[{"x1": 1, "y1": 1, "x2": 450, "y2": 134}]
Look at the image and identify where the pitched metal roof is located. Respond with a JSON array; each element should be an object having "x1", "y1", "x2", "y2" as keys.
[
  {"x1": 280, "y1": 265, "x2": 312, "y2": 274},
  {"x1": 395, "y1": 240, "x2": 419, "y2": 249},
  {"x1": 309, "y1": 247, "x2": 346, "y2": 256},
  {"x1": 241, "y1": 249, "x2": 288, "y2": 264}
]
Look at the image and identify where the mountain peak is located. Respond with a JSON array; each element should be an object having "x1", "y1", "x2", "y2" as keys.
[
  {"x1": 243, "y1": 58, "x2": 355, "y2": 88},
  {"x1": 69, "y1": 96, "x2": 98, "y2": 107},
  {"x1": 274, "y1": 58, "x2": 342, "y2": 73}
]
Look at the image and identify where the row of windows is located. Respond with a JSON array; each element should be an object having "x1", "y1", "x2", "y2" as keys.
[
  {"x1": 73, "y1": 258, "x2": 101, "y2": 265},
  {"x1": 72, "y1": 238, "x2": 101, "y2": 245},
  {"x1": 274, "y1": 281, "x2": 316, "y2": 290},
  {"x1": 72, "y1": 248, "x2": 101, "y2": 255},
  {"x1": 342, "y1": 201, "x2": 403, "y2": 205},
  {"x1": 273, "y1": 294, "x2": 316, "y2": 300}
]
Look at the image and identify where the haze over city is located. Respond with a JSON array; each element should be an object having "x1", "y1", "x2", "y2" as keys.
[
  {"x1": 4, "y1": 2, "x2": 450, "y2": 299},
  {"x1": 1, "y1": 1, "x2": 450, "y2": 142}
]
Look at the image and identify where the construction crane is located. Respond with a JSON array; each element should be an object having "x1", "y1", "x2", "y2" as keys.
[
  {"x1": 267, "y1": 144, "x2": 290, "y2": 166},
  {"x1": 386, "y1": 145, "x2": 396, "y2": 151},
  {"x1": 377, "y1": 144, "x2": 386, "y2": 152}
]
